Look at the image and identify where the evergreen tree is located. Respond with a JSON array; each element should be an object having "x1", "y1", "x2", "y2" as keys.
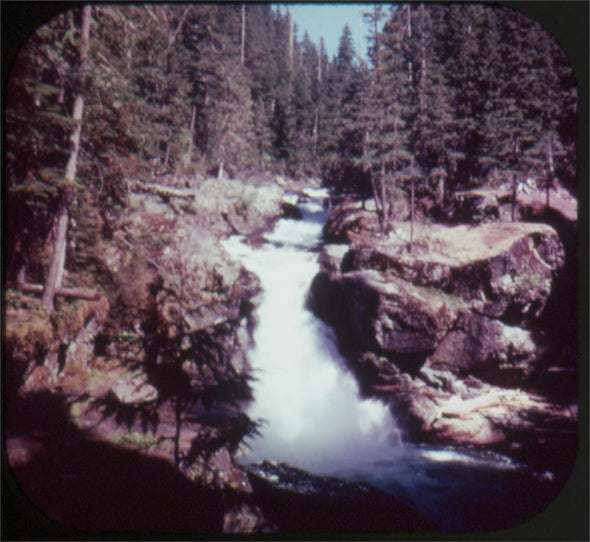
[
  {"x1": 364, "y1": 5, "x2": 412, "y2": 233},
  {"x1": 182, "y1": 5, "x2": 256, "y2": 176},
  {"x1": 444, "y1": 4, "x2": 489, "y2": 185},
  {"x1": 408, "y1": 4, "x2": 456, "y2": 206}
]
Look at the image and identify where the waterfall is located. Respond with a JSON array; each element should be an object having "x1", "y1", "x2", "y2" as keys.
[
  {"x1": 223, "y1": 193, "x2": 399, "y2": 474},
  {"x1": 222, "y1": 190, "x2": 557, "y2": 531}
]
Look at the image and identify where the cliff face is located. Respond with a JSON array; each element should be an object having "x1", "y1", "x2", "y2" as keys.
[{"x1": 309, "y1": 201, "x2": 578, "y2": 458}]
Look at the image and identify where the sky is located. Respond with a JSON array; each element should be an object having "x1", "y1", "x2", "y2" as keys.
[{"x1": 278, "y1": 3, "x2": 383, "y2": 61}]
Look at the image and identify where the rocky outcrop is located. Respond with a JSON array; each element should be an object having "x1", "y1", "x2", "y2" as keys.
[
  {"x1": 309, "y1": 204, "x2": 575, "y2": 450},
  {"x1": 129, "y1": 176, "x2": 285, "y2": 239}
]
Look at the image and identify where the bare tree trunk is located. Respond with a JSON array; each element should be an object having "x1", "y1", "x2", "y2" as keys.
[
  {"x1": 410, "y1": 177, "x2": 415, "y2": 252},
  {"x1": 406, "y1": 4, "x2": 413, "y2": 84},
  {"x1": 546, "y1": 135, "x2": 555, "y2": 209},
  {"x1": 42, "y1": 5, "x2": 91, "y2": 312},
  {"x1": 437, "y1": 174, "x2": 445, "y2": 210},
  {"x1": 42, "y1": 201, "x2": 69, "y2": 311},
  {"x1": 163, "y1": 141, "x2": 171, "y2": 170},
  {"x1": 380, "y1": 160, "x2": 388, "y2": 234},
  {"x1": 173, "y1": 397, "x2": 182, "y2": 471},
  {"x1": 241, "y1": 4, "x2": 246, "y2": 66},
  {"x1": 369, "y1": 174, "x2": 384, "y2": 231},
  {"x1": 288, "y1": 13, "x2": 294, "y2": 73},
  {"x1": 511, "y1": 174, "x2": 518, "y2": 222},
  {"x1": 183, "y1": 105, "x2": 197, "y2": 170},
  {"x1": 312, "y1": 108, "x2": 319, "y2": 155},
  {"x1": 317, "y1": 39, "x2": 323, "y2": 83}
]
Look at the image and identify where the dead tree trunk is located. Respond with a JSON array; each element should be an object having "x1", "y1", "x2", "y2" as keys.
[
  {"x1": 183, "y1": 105, "x2": 197, "y2": 170},
  {"x1": 13, "y1": 282, "x2": 101, "y2": 301},
  {"x1": 511, "y1": 173, "x2": 518, "y2": 222},
  {"x1": 312, "y1": 108, "x2": 319, "y2": 156},
  {"x1": 42, "y1": 199, "x2": 70, "y2": 311},
  {"x1": 42, "y1": 5, "x2": 91, "y2": 312},
  {"x1": 546, "y1": 135, "x2": 555, "y2": 209},
  {"x1": 410, "y1": 177, "x2": 415, "y2": 252},
  {"x1": 241, "y1": 4, "x2": 246, "y2": 66},
  {"x1": 380, "y1": 160, "x2": 388, "y2": 234}
]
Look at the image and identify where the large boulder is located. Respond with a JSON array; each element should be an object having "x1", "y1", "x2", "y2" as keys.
[
  {"x1": 309, "y1": 201, "x2": 571, "y2": 450},
  {"x1": 425, "y1": 312, "x2": 537, "y2": 384},
  {"x1": 442, "y1": 189, "x2": 501, "y2": 223},
  {"x1": 322, "y1": 198, "x2": 410, "y2": 243},
  {"x1": 332, "y1": 270, "x2": 462, "y2": 358},
  {"x1": 340, "y1": 221, "x2": 564, "y2": 325}
]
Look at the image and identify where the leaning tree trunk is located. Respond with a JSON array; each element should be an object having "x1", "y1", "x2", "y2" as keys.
[{"x1": 42, "y1": 5, "x2": 91, "y2": 312}]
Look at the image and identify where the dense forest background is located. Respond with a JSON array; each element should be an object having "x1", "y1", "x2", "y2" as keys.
[{"x1": 3, "y1": 3, "x2": 580, "y2": 293}]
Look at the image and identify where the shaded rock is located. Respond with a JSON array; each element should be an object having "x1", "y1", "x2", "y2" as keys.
[
  {"x1": 246, "y1": 461, "x2": 436, "y2": 532},
  {"x1": 323, "y1": 203, "x2": 382, "y2": 243},
  {"x1": 310, "y1": 269, "x2": 463, "y2": 362},
  {"x1": 280, "y1": 194, "x2": 303, "y2": 219},
  {"x1": 64, "y1": 315, "x2": 103, "y2": 372},
  {"x1": 442, "y1": 189, "x2": 500, "y2": 223},
  {"x1": 323, "y1": 197, "x2": 411, "y2": 243},
  {"x1": 425, "y1": 312, "x2": 537, "y2": 384}
]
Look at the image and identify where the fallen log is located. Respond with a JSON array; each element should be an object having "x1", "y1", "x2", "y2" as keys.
[
  {"x1": 127, "y1": 179, "x2": 196, "y2": 199},
  {"x1": 9, "y1": 282, "x2": 101, "y2": 301}
]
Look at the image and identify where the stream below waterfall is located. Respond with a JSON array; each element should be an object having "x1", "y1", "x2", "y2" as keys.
[{"x1": 222, "y1": 189, "x2": 566, "y2": 532}]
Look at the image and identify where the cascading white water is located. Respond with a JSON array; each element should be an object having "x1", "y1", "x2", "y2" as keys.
[
  {"x1": 222, "y1": 189, "x2": 558, "y2": 531},
  {"x1": 223, "y1": 192, "x2": 399, "y2": 474}
]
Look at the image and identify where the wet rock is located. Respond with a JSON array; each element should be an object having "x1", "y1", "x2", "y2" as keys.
[{"x1": 281, "y1": 194, "x2": 304, "y2": 219}]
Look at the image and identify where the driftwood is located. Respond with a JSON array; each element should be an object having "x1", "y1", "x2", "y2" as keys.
[{"x1": 9, "y1": 282, "x2": 101, "y2": 301}]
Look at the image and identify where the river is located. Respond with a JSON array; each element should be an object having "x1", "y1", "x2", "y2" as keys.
[{"x1": 222, "y1": 189, "x2": 564, "y2": 531}]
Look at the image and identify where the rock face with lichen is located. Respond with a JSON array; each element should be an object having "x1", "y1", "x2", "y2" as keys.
[{"x1": 309, "y1": 202, "x2": 576, "y2": 449}]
